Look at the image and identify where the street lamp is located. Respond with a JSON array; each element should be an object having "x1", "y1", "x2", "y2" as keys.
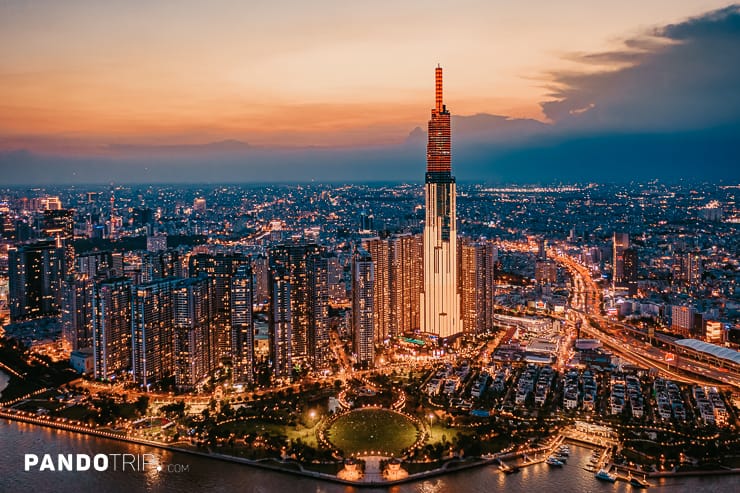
[{"x1": 428, "y1": 413, "x2": 434, "y2": 440}]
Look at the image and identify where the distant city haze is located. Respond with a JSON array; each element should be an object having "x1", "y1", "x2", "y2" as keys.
[{"x1": 0, "y1": 1, "x2": 739, "y2": 183}]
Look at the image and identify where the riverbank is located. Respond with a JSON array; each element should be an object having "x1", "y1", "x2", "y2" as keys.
[
  {"x1": 0, "y1": 406, "x2": 529, "y2": 486},
  {"x1": 3, "y1": 408, "x2": 739, "y2": 486}
]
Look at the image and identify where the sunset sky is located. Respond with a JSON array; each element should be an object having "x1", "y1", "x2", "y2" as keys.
[{"x1": 1, "y1": 0, "x2": 737, "y2": 152}]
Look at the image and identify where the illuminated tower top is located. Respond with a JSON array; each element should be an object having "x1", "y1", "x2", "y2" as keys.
[
  {"x1": 435, "y1": 65, "x2": 444, "y2": 113},
  {"x1": 427, "y1": 66, "x2": 451, "y2": 174}
]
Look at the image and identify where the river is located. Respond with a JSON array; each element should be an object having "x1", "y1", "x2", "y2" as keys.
[{"x1": 0, "y1": 419, "x2": 735, "y2": 492}]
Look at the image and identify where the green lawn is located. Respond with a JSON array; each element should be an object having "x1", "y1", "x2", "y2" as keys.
[
  {"x1": 326, "y1": 409, "x2": 419, "y2": 456},
  {"x1": 217, "y1": 419, "x2": 319, "y2": 447},
  {"x1": 219, "y1": 419, "x2": 288, "y2": 437}
]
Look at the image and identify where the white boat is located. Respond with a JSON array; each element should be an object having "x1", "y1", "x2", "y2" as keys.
[
  {"x1": 546, "y1": 457, "x2": 564, "y2": 467},
  {"x1": 595, "y1": 469, "x2": 617, "y2": 482}
]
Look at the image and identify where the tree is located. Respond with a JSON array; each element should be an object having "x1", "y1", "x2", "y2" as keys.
[
  {"x1": 160, "y1": 400, "x2": 186, "y2": 418},
  {"x1": 220, "y1": 401, "x2": 235, "y2": 419},
  {"x1": 135, "y1": 395, "x2": 149, "y2": 415}
]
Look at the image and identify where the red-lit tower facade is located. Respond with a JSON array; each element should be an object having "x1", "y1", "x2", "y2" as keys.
[{"x1": 421, "y1": 66, "x2": 462, "y2": 339}]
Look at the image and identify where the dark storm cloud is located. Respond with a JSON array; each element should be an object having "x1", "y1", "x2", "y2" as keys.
[{"x1": 542, "y1": 5, "x2": 740, "y2": 131}]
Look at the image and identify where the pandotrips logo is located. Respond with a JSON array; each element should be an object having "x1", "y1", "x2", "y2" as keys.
[{"x1": 24, "y1": 453, "x2": 190, "y2": 473}]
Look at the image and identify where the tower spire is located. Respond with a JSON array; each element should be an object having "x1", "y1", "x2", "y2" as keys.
[{"x1": 435, "y1": 65, "x2": 443, "y2": 113}]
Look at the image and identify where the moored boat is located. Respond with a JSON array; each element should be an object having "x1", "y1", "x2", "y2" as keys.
[
  {"x1": 595, "y1": 469, "x2": 617, "y2": 483},
  {"x1": 629, "y1": 476, "x2": 650, "y2": 488},
  {"x1": 546, "y1": 457, "x2": 564, "y2": 467},
  {"x1": 627, "y1": 472, "x2": 651, "y2": 488}
]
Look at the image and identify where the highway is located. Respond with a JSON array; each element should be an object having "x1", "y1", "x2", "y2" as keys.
[
  {"x1": 499, "y1": 240, "x2": 740, "y2": 390},
  {"x1": 554, "y1": 248, "x2": 740, "y2": 390}
]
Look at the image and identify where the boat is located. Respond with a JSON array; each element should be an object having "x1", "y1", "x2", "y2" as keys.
[
  {"x1": 629, "y1": 476, "x2": 650, "y2": 488},
  {"x1": 595, "y1": 469, "x2": 617, "y2": 483},
  {"x1": 626, "y1": 471, "x2": 650, "y2": 488},
  {"x1": 546, "y1": 457, "x2": 564, "y2": 467},
  {"x1": 558, "y1": 446, "x2": 570, "y2": 456},
  {"x1": 553, "y1": 454, "x2": 568, "y2": 463},
  {"x1": 503, "y1": 466, "x2": 521, "y2": 474}
]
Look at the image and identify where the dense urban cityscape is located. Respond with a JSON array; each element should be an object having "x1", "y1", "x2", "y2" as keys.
[
  {"x1": 2, "y1": 3, "x2": 740, "y2": 489},
  {"x1": 1, "y1": 68, "x2": 739, "y2": 485}
]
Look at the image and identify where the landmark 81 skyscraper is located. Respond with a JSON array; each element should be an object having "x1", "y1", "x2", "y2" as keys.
[{"x1": 421, "y1": 66, "x2": 462, "y2": 340}]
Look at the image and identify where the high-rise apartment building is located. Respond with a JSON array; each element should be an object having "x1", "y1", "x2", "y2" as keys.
[
  {"x1": 363, "y1": 237, "x2": 391, "y2": 341},
  {"x1": 535, "y1": 259, "x2": 558, "y2": 285},
  {"x1": 142, "y1": 249, "x2": 183, "y2": 282},
  {"x1": 421, "y1": 66, "x2": 462, "y2": 339},
  {"x1": 61, "y1": 274, "x2": 94, "y2": 351},
  {"x1": 269, "y1": 265, "x2": 292, "y2": 379},
  {"x1": 673, "y1": 251, "x2": 703, "y2": 287},
  {"x1": 459, "y1": 239, "x2": 497, "y2": 334},
  {"x1": 231, "y1": 264, "x2": 255, "y2": 385},
  {"x1": 612, "y1": 232, "x2": 630, "y2": 288},
  {"x1": 189, "y1": 253, "x2": 249, "y2": 361},
  {"x1": 92, "y1": 277, "x2": 133, "y2": 380},
  {"x1": 132, "y1": 278, "x2": 178, "y2": 388},
  {"x1": 362, "y1": 234, "x2": 422, "y2": 342},
  {"x1": 352, "y1": 248, "x2": 375, "y2": 367},
  {"x1": 251, "y1": 255, "x2": 270, "y2": 305},
  {"x1": 307, "y1": 254, "x2": 330, "y2": 369},
  {"x1": 173, "y1": 276, "x2": 215, "y2": 391},
  {"x1": 77, "y1": 250, "x2": 120, "y2": 279},
  {"x1": 327, "y1": 255, "x2": 347, "y2": 302},
  {"x1": 389, "y1": 233, "x2": 423, "y2": 337},
  {"x1": 9, "y1": 240, "x2": 66, "y2": 321},
  {"x1": 42, "y1": 209, "x2": 75, "y2": 240},
  {"x1": 268, "y1": 243, "x2": 330, "y2": 375},
  {"x1": 537, "y1": 237, "x2": 546, "y2": 260},
  {"x1": 623, "y1": 247, "x2": 638, "y2": 295}
]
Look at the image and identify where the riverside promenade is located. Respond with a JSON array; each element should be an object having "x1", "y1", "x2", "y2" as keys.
[{"x1": 3, "y1": 407, "x2": 738, "y2": 487}]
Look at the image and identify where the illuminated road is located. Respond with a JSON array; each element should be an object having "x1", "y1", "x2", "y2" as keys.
[
  {"x1": 501, "y1": 240, "x2": 739, "y2": 390},
  {"x1": 554, "y1": 248, "x2": 740, "y2": 390}
]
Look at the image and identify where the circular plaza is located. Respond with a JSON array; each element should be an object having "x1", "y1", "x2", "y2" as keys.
[{"x1": 324, "y1": 408, "x2": 421, "y2": 457}]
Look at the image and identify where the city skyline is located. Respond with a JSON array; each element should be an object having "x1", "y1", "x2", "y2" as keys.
[
  {"x1": 1, "y1": 178, "x2": 738, "y2": 488},
  {"x1": 1, "y1": 3, "x2": 739, "y2": 184},
  {"x1": 1, "y1": 168, "x2": 739, "y2": 488},
  {"x1": 1, "y1": 3, "x2": 739, "y2": 490}
]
